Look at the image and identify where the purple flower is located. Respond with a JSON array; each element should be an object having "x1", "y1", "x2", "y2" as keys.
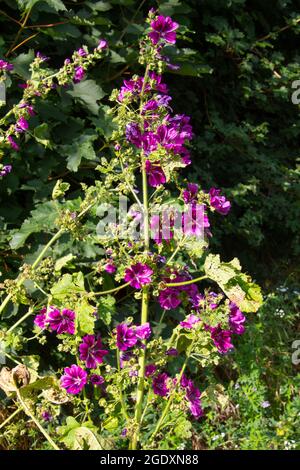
[
  {"x1": 79, "y1": 335, "x2": 108, "y2": 369},
  {"x1": 121, "y1": 428, "x2": 127, "y2": 437},
  {"x1": 135, "y1": 322, "x2": 151, "y2": 340},
  {"x1": 15, "y1": 117, "x2": 29, "y2": 133},
  {"x1": 0, "y1": 59, "x2": 13, "y2": 71},
  {"x1": 124, "y1": 263, "x2": 153, "y2": 289},
  {"x1": 90, "y1": 374, "x2": 105, "y2": 386},
  {"x1": 116, "y1": 323, "x2": 138, "y2": 351},
  {"x1": 120, "y1": 351, "x2": 134, "y2": 368},
  {"x1": 209, "y1": 188, "x2": 231, "y2": 215},
  {"x1": 182, "y1": 203, "x2": 210, "y2": 237},
  {"x1": 118, "y1": 76, "x2": 146, "y2": 101},
  {"x1": 181, "y1": 377, "x2": 203, "y2": 419},
  {"x1": 7, "y1": 135, "x2": 19, "y2": 151},
  {"x1": 145, "y1": 364, "x2": 157, "y2": 377},
  {"x1": 60, "y1": 364, "x2": 87, "y2": 395},
  {"x1": 180, "y1": 374, "x2": 190, "y2": 388},
  {"x1": 34, "y1": 307, "x2": 47, "y2": 329},
  {"x1": 41, "y1": 411, "x2": 52, "y2": 422},
  {"x1": 104, "y1": 262, "x2": 116, "y2": 274},
  {"x1": 98, "y1": 39, "x2": 108, "y2": 50},
  {"x1": 150, "y1": 213, "x2": 175, "y2": 244},
  {"x1": 157, "y1": 94, "x2": 172, "y2": 108},
  {"x1": 152, "y1": 373, "x2": 170, "y2": 396},
  {"x1": 180, "y1": 314, "x2": 200, "y2": 329},
  {"x1": 149, "y1": 72, "x2": 169, "y2": 94},
  {"x1": 142, "y1": 99, "x2": 158, "y2": 112},
  {"x1": 207, "y1": 291, "x2": 220, "y2": 310},
  {"x1": 158, "y1": 287, "x2": 181, "y2": 310},
  {"x1": 166, "y1": 348, "x2": 178, "y2": 356},
  {"x1": 73, "y1": 66, "x2": 85, "y2": 83},
  {"x1": 210, "y1": 325, "x2": 233, "y2": 354},
  {"x1": 145, "y1": 160, "x2": 166, "y2": 187},
  {"x1": 125, "y1": 122, "x2": 143, "y2": 147},
  {"x1": 261, "y1": 400, "x2": 270, "y2": 408},
  {"x1": 19, "y1": 102, "x2": 35, "y2": 116},
  {"x1": 149, "y1": 15, "x2": 179, "y2": 45},
  {"x1": 36, "y1": 52, "x2": 49, "y2": 62},
  {"x1": 48, "y1": 307, "x2": 75, "y2": 335},
  {"x1": 0, "y1": 165, "x2": 12, "y2": 177},
  {"x1": 77, "y1": 48, "x2": 87, "y2": 57},
  {"x1": 183, "y1": 183, "x2": 198, "y2": 204},
  {"x1": 229, "y1": 302, "x2": 245, "y2": 335}
]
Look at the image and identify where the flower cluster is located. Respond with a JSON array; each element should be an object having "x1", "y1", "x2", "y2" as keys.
[
  {"x1": 1, "y1": 40, "x2": 108, "y2": 158},
  {"x1": 60, "y1": 333, "x2": 108, "y2": 395},
  {"x1": 116, "y1": 322, "x2": 151, "y2": 351},
  {"x1": 0, "y1": 164, "x2": 12, "y2": 177},
  {"x1": 34, "y1": 306, "x2": 75, "y2": 335}
]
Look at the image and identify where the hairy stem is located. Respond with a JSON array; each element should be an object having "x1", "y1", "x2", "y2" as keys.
[
  {"x1": 165, "y1": 275, "x2": 207, "y2": 287},
  {"x1": 0, "y1": 407, "x2": 22, "y2": 431},
  {"x1": 91, "y1": 282, "x2": 130, "y2": 297},
  {"x1": 116, "y1": 349, "x2": 130, "y2": 421},
  {"x1": 7, "y1": 307, "x2": 34, "y2": 333},
  {"x1": 131, "y1": 65, "x2": 151, "y2": 450}
]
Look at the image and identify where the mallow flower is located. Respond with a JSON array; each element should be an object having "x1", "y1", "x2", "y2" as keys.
[
  {"x1": 149, "y1": 15, "x2": 179, "y2": 45},
  {"x1": 60, "y1": 365, "x2": 87, "y2": 395},
  {"x1": 209, "y1": 188, "x2": 231, "y2": 215},
  {"x1": 152, "y1": 373, "x2": 170, "y2": 396},
  {"x1": 124, "y1": 263, "x2": 153, "y2": 289},
  {"x1": 79, "y1": 335, "x2": 108, "y2": 369}
]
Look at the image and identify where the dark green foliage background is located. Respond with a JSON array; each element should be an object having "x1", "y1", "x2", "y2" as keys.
[{"x1": 0, "y1": 0, "x2": 299, "y2": 450}]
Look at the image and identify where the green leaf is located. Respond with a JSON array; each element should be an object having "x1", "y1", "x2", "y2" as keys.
[
  {"x1": 76, "y1": 298, "x2": 96, "y2": 334},
  {"x1": 58, "y1": 417, "x2": 113, "y2": 450},
  {"x1": 60, "y1": 132, "x2": 97, "y2": 172},
  {"x1": 11, "y1": 50, "x2": 35, "y2": 80},
  {"x1": 97, "y1": 295, "x2": 115, "y2": 325},
  {"x1": 102, "y1": 416, "x2": 118, "y2": 430},
  {"x1": 204, "y1": 254, "x2": 263, "y2": 313},
  {"x1": 17, "y1": 0, "x2": 67, "y2": 12},
  {"x1": 54, "y1": 253, "x2": 75, "y2": 271},
  {"x1": 67, "y1": 80, "x2": 105, "y2": 115},
  {"x1": 34, "y1": 123, "x2": 52, "y2": 148},
  {"x1": 9, "y1": 201, "x2": 58, "y2": 249},
  {"x1": 20, "y1": 377, "x2": 55, "y2": 398},
  {"x1": 50, "y1": 272, "x2": 85, "y2": 298}
]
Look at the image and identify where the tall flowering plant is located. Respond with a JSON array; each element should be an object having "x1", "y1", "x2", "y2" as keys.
[{"x1": 0, "y1": 11, "x2": 262, "y2": 450}]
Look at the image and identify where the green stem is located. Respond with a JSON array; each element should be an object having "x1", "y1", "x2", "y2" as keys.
[
  {"x1": 90, "y1": 282, "x2": 130, "y2": 297},
  {"x1": 0, "y1": 202, "x2": 94, "y2": 317},
  {"x1": 131, "y1": 64, "x2": 151, "y2": 451},
  {"x1": 116, "y1": 349, "x2": 129, "y2": 421},
  {"x1": 7, "y1": 308, "x2": 34, "y2": 333},
  {"x1": 166, "y1": 235, "x2": 187, "y2": 266},
  {"x1": 16, "y1": 388, "x2": 60, "y2": 450},
  {"x1": 131, "y1": 285, "x2": 149, "y2": 450},
  {"x1": 165, "y1": 275, "x2": 207, "y2": 287},
  {"x1": 0, "y1": 407, "x2": 22, "y2": 431},
  {"x1": 150, "y1": 339, "x2": 195, "y2": 442}
]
